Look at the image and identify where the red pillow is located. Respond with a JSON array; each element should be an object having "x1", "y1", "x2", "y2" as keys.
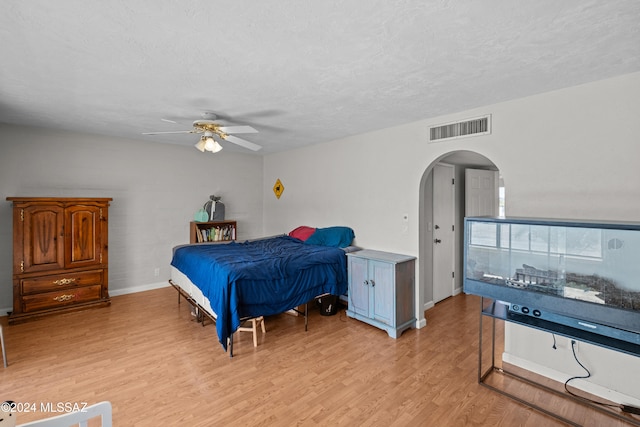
[{"x1": 288, "y1": 226, "x2": 316, "y2": 241}]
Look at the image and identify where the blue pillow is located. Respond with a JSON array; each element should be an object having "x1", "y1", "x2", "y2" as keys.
[{"x1": 304, "y1": 226, "x2": 355, "y2": 248}]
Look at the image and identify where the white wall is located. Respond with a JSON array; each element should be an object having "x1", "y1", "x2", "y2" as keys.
[
  {"x1": 263, "y1": 71, "x2": 640, "y2": 401},
  {"x1": 0, "y1": 125, "x2": 264, "y2": 311}
]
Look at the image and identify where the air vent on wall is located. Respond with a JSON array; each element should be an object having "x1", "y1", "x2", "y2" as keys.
[{"x1": 429, "y1": 115, "x2": 491, "y2": 142}]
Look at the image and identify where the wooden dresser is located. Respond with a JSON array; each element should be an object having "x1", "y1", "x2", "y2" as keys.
[{"x1": 6, "y1": 197, "x2": 112, "y2": 324}]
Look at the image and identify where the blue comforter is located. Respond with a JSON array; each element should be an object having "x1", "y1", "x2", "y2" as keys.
[{"x1": 171, "y1": 235, "x2": 348, "y2": 350}]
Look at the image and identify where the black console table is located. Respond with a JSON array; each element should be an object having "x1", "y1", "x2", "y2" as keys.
[{"x1": 478, "y1": 297, "x2": 640, "y2": 427}]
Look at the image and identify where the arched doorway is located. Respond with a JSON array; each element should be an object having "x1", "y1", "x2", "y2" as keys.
[{"x1": 417, "y1": 150, "x2": 501, "y2": 320}]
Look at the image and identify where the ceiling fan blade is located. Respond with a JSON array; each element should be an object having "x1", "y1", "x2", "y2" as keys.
[
  {"x1": 218, "y1": 125, "x2": 258, "y2": 134},
  {"x1": 142, "y1": 130, "x2": 195, "y2": 135},
  {"x1": 224, "y1": 135, "x2": 262, "y2": 151}
]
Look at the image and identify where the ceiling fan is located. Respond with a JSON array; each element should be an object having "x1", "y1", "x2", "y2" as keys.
[{"x1": 143, "y1": 112, "x2": 262, "y2": 152}]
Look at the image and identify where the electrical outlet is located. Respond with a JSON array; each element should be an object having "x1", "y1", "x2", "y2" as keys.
[
  {"x1": 401, "y1": 214, "x2": 409, "y2": 234},
  {"x1": 154, "y1": 268, "x2": 160, "y2": 277},
  {"x1": 571, "y1": 339, "x2": 579, "y2": 353}
]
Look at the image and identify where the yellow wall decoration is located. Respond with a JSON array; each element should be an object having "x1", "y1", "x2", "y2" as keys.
[{"x1": 273, "y1": 178, "x2": 284, "y2": 199}]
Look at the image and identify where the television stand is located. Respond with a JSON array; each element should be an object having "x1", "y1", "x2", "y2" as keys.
[{"x1": 478, "y1": 297, "x2": 640, "y2": 427}]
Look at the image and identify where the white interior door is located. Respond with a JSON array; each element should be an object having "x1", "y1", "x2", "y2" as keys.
[
  {"x1": 465, "y1": 168, "x2": 499, "y2": 216},
  {"x1": 432, "y1": 163, "x2": 455, "y2": 303}
]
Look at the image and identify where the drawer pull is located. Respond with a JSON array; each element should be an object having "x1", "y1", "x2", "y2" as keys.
[
  {"x1": 53, "y1": 278, "x2": 76, "y2": 286},
  {"x1": 53, "y1": 294, "x2": 75, "y2": 302}
]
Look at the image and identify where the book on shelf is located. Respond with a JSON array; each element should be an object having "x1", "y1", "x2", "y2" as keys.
[{"x1": 197, "y1": 224, "x2": 236, "y2": 242}]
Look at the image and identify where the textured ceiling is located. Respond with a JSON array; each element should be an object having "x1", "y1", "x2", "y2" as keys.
[{"x1": 1, "y1": 1, "x2": 639, "y2": 155}]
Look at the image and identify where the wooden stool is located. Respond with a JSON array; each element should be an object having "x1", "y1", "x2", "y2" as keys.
[
  {"x1": 236, "y1": 316, "x2": 266, "y2": 347},
  {"x1": 1, "y1": 324, "x2": 7, "y2": 368}
]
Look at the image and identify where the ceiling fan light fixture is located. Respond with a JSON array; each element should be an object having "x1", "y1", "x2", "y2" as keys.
[
  {"x1": 196, "y1": 135, "x2": 222, "y2": 153},
  {"x1": 194, "y1": 138, "x2": 206, "y2": 152}
]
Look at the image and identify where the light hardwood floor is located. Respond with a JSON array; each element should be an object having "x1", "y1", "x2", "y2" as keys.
[{"x1": 0, "y1": 287, "x2": 636, "y2": 426}]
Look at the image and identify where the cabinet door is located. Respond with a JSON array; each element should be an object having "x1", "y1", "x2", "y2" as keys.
[
  {"x1": 371, "y1": 260, "x2": 394, "y2": 325},
  {"x1": 22, "y1": 205, "x2": 65, "y2": 273},
  {"x1": 348, "y1": 256, "x2": 370, "y2": 317},
  {"x1": 65, "y1": 205, "x2": 103, "y2": 269}
]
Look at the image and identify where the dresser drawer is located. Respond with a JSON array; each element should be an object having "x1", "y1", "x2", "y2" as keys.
[
  {"x1": 21, "y1": 285, "x2": 103, "y2": 313},
  {"x1": 21, "y1": 270, "x2": 103, "y2": 294}
]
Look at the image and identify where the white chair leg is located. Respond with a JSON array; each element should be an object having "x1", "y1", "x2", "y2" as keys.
[
  {"x1": 252, "y1": 319, "x2": 258, "y2": 347},
  {"x1": 251, "y1": 317, "x2": 266, "y2": 347},
  {"x1": 236, "y1": 317, "x2": 266, "y2": 348}
]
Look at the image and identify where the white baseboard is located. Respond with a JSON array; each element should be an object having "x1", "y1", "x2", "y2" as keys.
[
  {"x1": 109, "y1": 281, "x2": 171, "y2": 297},
  {"x1": 416, "y1": 301, "x2": 435, "y2": 329},
  {"x1": 503, "y1": 353, "x2": 640, "y2": 407}
]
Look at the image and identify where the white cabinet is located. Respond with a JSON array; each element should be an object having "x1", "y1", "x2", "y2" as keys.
[{"x1": 346, "y1": 249, "x2": 416, "y2": 338}]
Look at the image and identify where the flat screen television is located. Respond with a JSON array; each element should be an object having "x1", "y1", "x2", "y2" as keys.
[{"x1": 463, "y1": 217, "x2": 640, "y2": 352}]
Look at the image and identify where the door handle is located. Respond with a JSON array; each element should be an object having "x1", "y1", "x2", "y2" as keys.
[
  {"x1": 434, "y1": 239, "x2": 442, "y2": 244},
  {"x1": 435, "y1": 224, "x2": 440, "y2": 229}
]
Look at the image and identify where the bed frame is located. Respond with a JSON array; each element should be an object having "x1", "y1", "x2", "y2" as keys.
[
  {"x1": 168, "y1": 277, "x2": 310, "y2": 357},
  {"x1": 168, "y1": 233, "x2": 354, "y2": 357}
]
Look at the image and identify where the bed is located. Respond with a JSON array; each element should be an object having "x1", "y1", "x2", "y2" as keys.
[{"x1": 169, "y1": 226, "x2": 355, "y2": 355}]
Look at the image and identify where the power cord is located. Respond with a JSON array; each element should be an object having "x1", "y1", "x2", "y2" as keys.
[
  {"x1": 564, "y1": 340, "x2": 640, "y2": 416},
  {"x1": 564, "y1": 340, "x2": 595, "y2": 398}
]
